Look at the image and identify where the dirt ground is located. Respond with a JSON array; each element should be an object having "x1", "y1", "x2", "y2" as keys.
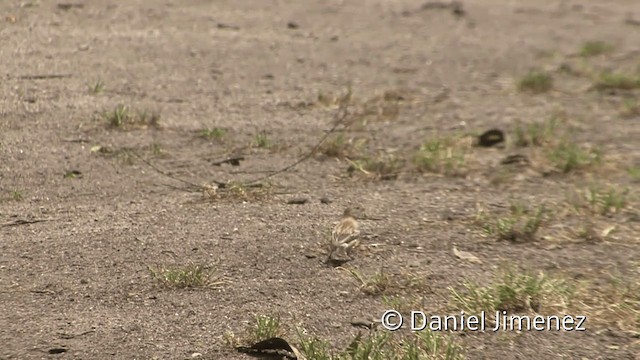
[{"x1": 1, "y1": 0, "x2": 639, "y2": 359}]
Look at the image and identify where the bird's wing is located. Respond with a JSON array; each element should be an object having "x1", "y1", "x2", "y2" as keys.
[{"x1": 332, "y1": 222, "x2": 360, "y2": 246}]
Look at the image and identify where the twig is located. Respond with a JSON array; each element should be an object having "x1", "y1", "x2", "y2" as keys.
[
  {"x1": 128, "y1": 89, "x2": 351, "y2": 190},
  {"x1": 2, "y1": 219, "x2": 51, "y2": 227},
  {"x1": 209, "y1": 156, "x2": 244, "y2": 166},
  {"x1": 59, "y1": 330, "x2": 95, "y2": 339},
  {"x1": 128, "y1": 150, "x2": 223, "y2": 191},
  {"x1": 246, "y1": 93, "x2": 352, "y2": 185},
  {"x1": 17, "y1": 74, "x2": 72, "y2": 80}
]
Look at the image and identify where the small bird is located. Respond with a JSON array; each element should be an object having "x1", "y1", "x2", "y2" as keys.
[{"x1": 328, "y1": 206, "x2": 364, "y2": 263}]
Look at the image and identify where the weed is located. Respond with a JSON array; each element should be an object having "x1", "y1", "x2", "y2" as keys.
[
  {"x1": 628, "y1": 167, "x2": 640, "y2": 183},
  {"x1": 570, "y1": 184, "x2": 629, "y2": 215},
  {"x1": 138, "y1": 110, "x2": 161, "y2": 128},
  {"x1": 579, "y1": 41, "x2": 612, "y2": 57},
  {"x1": 518, "y1": 71, "x2": 553, "y2": 93},
  {"x1": 103, "y1": 105, "x2": 160, "y2": 130},
  {"x1": 620, "y1": 98, "x2": 640, "y2": 118},
  {"x1": 317, "y1": 90, "x2": 353, "y2": 108},
  {"x1": 104, "y1": 105, "x2": 130, "y2": 128},
  {"x1": 296, "y1": 329, "x2": 333, "y2": 360},
  {"x1": 344, "y1": 268, "x2": 429, "y2": 296},
  {"x1": 411, "y1": 327, "x2": 464, "y2": 360},
  {"x1": 319, "y1": 133, "x2": 352, "y2": 159},
  {"x1": 147, "y1": 142, "x2": 169, "y2": 158},
  {"x1": 578, "y1": 273, "x2": 640, "y2": 331},
  {"x1": 295, "y1": 320, "x2": 463, "y2": 359},
  {"x1": 222, "y1": 330, "x2": 241, "y2": 349},
  {"x1": 114, "y1": 148, "x2": 135, "y2": 165},
  {"x1": 147, "y1": 263, "x2": 223, "y2": 289},
  {"x1": 253, "y1": 131, "x2": 272, "y2": 148},
  {"x1": 476, "y1": 204, "x2": 546, "y2": 242},
  {"x1": 198, "y1": 127, "x2": 227, "y2": 140},
  {"x1": 514, "y1": 117, "x2": 557, "y2": 147},
  {"x1": 89, "y1": 79, "x2": 105, "y2": 94},
  {"x1": 345, "y1": 267, "x2": 391, "y2": 296},
  {"x1": 10, "y1": 190, "x2": 23, "y2": 201},
  {"x1": 548, "y1": 141, "x2": 601, "y2": 173},
  {"x1": 594, "y1": 72, "x2": 640, "y2": 91},
  {"x1": 338, "y1": 330, "x2": 463, "y2": 360},
  {"x1": 488, "y1": 167, "x2": 515, "y2": 186},
  {"x1": 576, "y1": 222, "x2": 603, "y2": 243},
  {"x1": 451, "y1": 267, "x2": 574, "y2": 314},
  {"x1": 350, "y1": 91, "x2": 404, "y2": 127},
  {"x1": 413, "y1": 137, "x2": 466, "y2": 176},
  {"x1": 252, "y1": 315, "x2": 285, "y2": 342},
  {"x1": 203, "y1": 181, "x2": 271, "y2": 202},
  {"x1": 348, "y1": 155, "x2": 402, "y2": 180},
  {"x1": 63, "y1": 170, "x2": 83, "y2": 179}
]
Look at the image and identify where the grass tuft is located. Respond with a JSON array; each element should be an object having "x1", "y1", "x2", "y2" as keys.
[
  {"x1": 569, "y1": 184, "x2": 630, "y2": 215},
  {"x1": 518, "y1": 71, "x2": 553, "y2": 93},
  {"x1": 89, "y1": 79, "x2": 105, "y2": 94},
  {"x1": 594, "y1": 72, "x2": 640, "y2": 91},
  {"x1": 548, "y1": 141, "x2": 601, "y2": 173},
  {"x1": 628, "y1": 167, "x2": 640, "y2": 183},
  {"x1": 202, "y1": 181, "x2": 271, "y2": 202},
  {"x1": 297, "y1": 329, "x2": 333, "y2": 360},
  {"x1": 451, "y1": 267, "x2": 574, "y2": 314},
  {"x1": 253, "y1": 131, "x2": 272, "y2": 148},
  {"x1": 476, "y1": 203, "x2": 546, "y2": 242},
  {"x1": 252, "y1": 315, "x2": 285, "y2": 342},
  {"x1": 198, "y1": 127, "x2": 227, "y2": 140},
  {"x1": 343, "y1": 267, "x2": 429, "y2": 296},
  {"x1": 148, "y1": 263, "x2": 223, "y2": 289},
  {"x1": 620, "y1": 98, "x2": 640, "y2": 118},
  {"x1": 578, "y1": 274, "x2": 640, "y2": 331},
  {"x1": 413, "y1": 137, "x2": 467, "y2": 176},
  {"x1": 579, "y1": 41, "x2": 612, "y2": 57},
  {"x1": 339, "y1": 330, "x2": 463, "y2": 360},
  {"x1": 103, "y1": 105, "x2": 160, "y2": 130},
  {"x1": 514, "y1": 117, "x2": 557, "y2": 147},
  {"x1": 297, "y1": 327, "x2": 463, "y2": 360},
  {"x1": 348, "y1": 155, "x2": 402, "y2": 180},
  {"x1": 318, "y1": 133, "x2": 364, "y2": 159},
  {"x1": 10, "y1": 190, "x2": 24, "y2": 201}
]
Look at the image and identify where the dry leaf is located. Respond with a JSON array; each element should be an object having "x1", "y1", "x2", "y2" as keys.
[{"x1": 453, "y1": 246, "x2": 482, "y2": 264}]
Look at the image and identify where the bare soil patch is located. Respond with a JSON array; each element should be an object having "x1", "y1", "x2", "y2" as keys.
[{"x1": 1, "y1": 0, "x2": 639, "y2": 359}]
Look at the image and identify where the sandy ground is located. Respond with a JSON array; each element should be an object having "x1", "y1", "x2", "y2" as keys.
[{"x1": 1, "y1": 0, "x2": 639, "y2": 359}]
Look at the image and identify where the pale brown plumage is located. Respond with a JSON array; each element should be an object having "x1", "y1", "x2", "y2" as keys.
[{"x1": 328, "y1": 206, "x2": 364, "y2": 262}]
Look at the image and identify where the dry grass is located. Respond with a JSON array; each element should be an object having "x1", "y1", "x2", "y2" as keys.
[
  {"x1": 518, "y1": 71, "x2": 553, "y2": 93},
  {"x1": 103, "y1": 105, "x2": 160, "y2": 130},
  {"x1": 318, "y1": 133, "x2": 357, "y2": 159},
  {"x1": 576, "y1": 273, "x2": 640, "y2": 332},
  {"x1": 297, "y1": 327, "x2": 464, "y2": 360},
  {"x1": 347, "y1": 154, "x2": 403, "y2": 180},
  {"x1": 620, "y1": 98, "x2": 640, "y2": 118},
  {"x1": 579, "y1": 40, "x2": 612, "y2": 57},
  {"x1": 450, "y1": 266, "x2": 574, "y2": 315},
  {"x1": 514, "y1": 117, "x2": 558, "y2": 147},
  {"x1": 593, "y1": 72, "x2": 640, "y2": 91},
  {"x1": 413, "y1": 136, "x2": 468, "y2": 176},
  {"x1": 547, "y1": 140, "x2": 601, "y2": 173},
  {"x1": 567, "y1": 184, "x2": 630, "y2": 216},
  {"x1": 202, "y1": 181, "x2": 271, "y2": 202},
  {"x1": 148, "y1": 263, "x2": 224, "y2": 289},
  {"x1": 475, "y1": 203, "x2": 546, "y2": 243},
  {"x1": 342, "y1": 267, "x2": 429, "y2": 296},
  {"x1": 198, "y1": 127, "x2": 227, "y2": 141}
]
